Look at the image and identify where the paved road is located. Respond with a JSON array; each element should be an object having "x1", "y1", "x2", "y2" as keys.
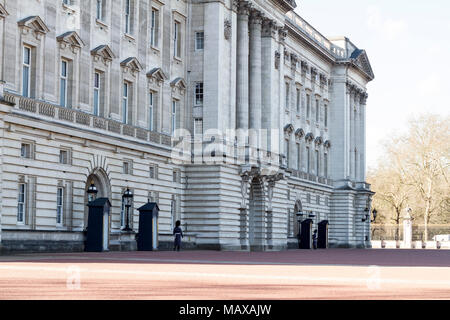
[{"x1": 0, "y1": 249, "x2": 449, "y2": 300}]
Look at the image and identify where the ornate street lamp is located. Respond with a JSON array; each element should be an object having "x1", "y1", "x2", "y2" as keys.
[
  {"x1": 122, "y1": 188, "x2": 134, "y2": 232},
  {"x1": 87, "y1": 181, "x2": 98, "y2": 202},
  {"x1": 371, "y1": 208, "x2": 378, "y2": 223}
]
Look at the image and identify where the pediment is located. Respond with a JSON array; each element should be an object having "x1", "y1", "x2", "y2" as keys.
[
  {"x1": 305, "y1": 132, "x2": 315, "y2": 142},
  {"x1": 315, "y1": 136, "x2": 323, "y2": 146},
  {"x1": 147, "y1": 67, "x2": 167, "y2": 83},
  {"x1": 18, "y1": 16, "x2": 49, "y2": 34},
  {"x1": 350, "y1": 49, "x2": 375, "y2": 81},
  {"x1": 57, "y1": 31, "x2": 85, "y2": 48},
  {"x1": 284, "y1": 124, "x2": 294, "y2": 135},
  {"x1": 91, "y1": 45, "x2": 115, "y2": 61},
  {"x1": 324, "y1": 140, "x2": 331, "y2": 148},
  {"x1": 170, "y1": 77, "x2": 186, "y2": 90},
  {"x1": 0, "y1": 4, "x2": 9, "y2": 18},
  {"x1": 120, "y1": 57, "x2": 142, "y2": 73},
  {"x1": 295, "y1": 128, "x2": 305, "y2": 139}
]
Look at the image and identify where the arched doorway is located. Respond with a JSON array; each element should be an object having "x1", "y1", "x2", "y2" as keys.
[
  {"x1": 294, "y1": 199, "x2": 303, "y2": 238},
  {"x1": 84, "y1": 167, "x2": 112, "y2": 228},
  {"x1": 249, "y1": 177, "x2": 265, "y2": 251}
]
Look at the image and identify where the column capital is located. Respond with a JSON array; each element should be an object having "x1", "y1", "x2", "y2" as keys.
[
  {"x1": 237, "y1": 1, "x2": 252, "y2": 16},
  {"x1": 279, "y1": 27, "x2": 288, "y2": 42},
  {"x1": 262, "y1": 18, "x2": 279, "y2": 38},
  {"x1": 249, "y1": 9, "x2": 263, "y2": 26}
]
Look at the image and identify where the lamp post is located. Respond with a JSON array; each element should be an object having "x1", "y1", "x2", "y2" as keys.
[
  {"x1": 122, "y1": 188, "x2": 134, "y2": 232},
  {"x1": 87, "y1": 181, "x2": 98, "y2": 202}
]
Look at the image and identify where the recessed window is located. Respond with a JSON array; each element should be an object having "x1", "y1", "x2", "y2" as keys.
[
  {"x1": 22, "y1": 46, "x2": 31, "y2": 97},
  {"x1": 149, "y1": 91, "x2": 155, "y2": 131},
  {"x1": 324, "y1": 153, "x2": 328, "y2": 177},
  {"x1": 124, "y1": 0, "x2": 131, "y2": 34},
  {"x1": 306, "y1": 193, "x2": 311, "y2": 203},
  {"x1": 59, "y1": 149, "x2": 70, "y2": 164},
  {"x1": 285, "y1": 139, "x2": 290, "y2": 168},
  {"x1": 315, "y1": 99, "x2": 320, "y2": 122},
  {"x1": 315, "y1": 150, "x2": 320, "y2": 175},
  {"x1": 195, "y1": 82, "x2": 203, "y2": 106},
  {"x1": 60, "y1": 60, "x2": 68, "y2": 107},
  {"x1": 174, "y1": 21, "x2": 181, "y2": 58},
  {"x1": 171, "y1": 99, "x2": 178, "y2": 135},
  {"x1": 56, "y1": 187, "x2": 65, "y2": 226},
  {"x1": 173, "y1": 170, "x2": 178, "y2": 183},
  {"x1": 150, "y1": 8, "x2": 159, "y2": 47},
  {"x1": 17, "y1": 183, "x2": 26, "y2": 224},
  {"x1": 316, "y1": 195, "x2": 320, "y2": 205},
  {"x1": 195, "y1": 31, "x2": 204, "y2": 50},
  {"x1": 306, "y1": 94, "x2": 311, "y2": 118},
  {"x1": 149, "y1": 164, "x2": 158, "y2": 179},
  {"x1": 285, "y1": 83, "x2": 290, "y2": 110},
  {"x1": 324, "y1": 105, "x2": 328, "y2": 127},
  {"x1": 93, "y1": 72, "x2": 101, "y2": 116},
  {"x1": 306, "y1": 146, "x2": 310, "y2": 173},
  {"x1": 296, "y1": 143, "x2": 301, "y2": 171},
  {"x1": 296, "y1": 88, "x2": 301, "y2": 113},
  {"x1": 123, "y1": 161, "x2": 132, "y2": 175},
  {"x1": 122, "y1": 82, "x2": 129, "y2": 124},
  {"x1": 21, "y1": 143, "x2": 32, "y2": 159}
]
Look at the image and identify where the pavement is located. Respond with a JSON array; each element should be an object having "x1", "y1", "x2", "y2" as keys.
[{"x1": 0, "y1": 249, "x2": 449, "y2": 300}]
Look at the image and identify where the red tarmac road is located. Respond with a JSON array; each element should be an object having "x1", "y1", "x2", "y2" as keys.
[{"x1": 0, "y1": 249, "x2": 449, "y2": 300}]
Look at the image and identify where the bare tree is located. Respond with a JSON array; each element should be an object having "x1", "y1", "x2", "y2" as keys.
[{"x1": 384, "y1": 114, "x2": 449, "y2": 241}]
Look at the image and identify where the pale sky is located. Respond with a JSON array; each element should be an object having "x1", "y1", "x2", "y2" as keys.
[{"x1": 295, "y1": 0, "x2": 450, "y2": 170}]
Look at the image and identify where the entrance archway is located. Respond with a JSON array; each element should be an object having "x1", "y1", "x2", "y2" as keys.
[
  {"x1": 84, "y1": 167, "x2": 112, "y2": 228},
  {"x1": 249, "y1": 177, "x2": 265, "y2": 251}
]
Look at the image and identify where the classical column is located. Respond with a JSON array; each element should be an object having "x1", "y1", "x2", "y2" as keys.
[
  {"x1": 249, "y1": 9, "x2": 263, "y2": 155},
  {"x1": 360, "y1": 93, "x2": 368, "y2": 182},
  {"x1": 236, "y1": 1, "x2": 251, "y2": 131}
]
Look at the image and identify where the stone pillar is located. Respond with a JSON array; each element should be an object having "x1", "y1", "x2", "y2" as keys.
[
  {"x1": 360, "y1": 93, "x2": 368, "y2": 182},
  {"x1": 236, "y1": 1, "x2": 251, "y2": 131},
  {"x1": 249, "y1": 9, "x2": 263, "y2": 157},
  {"x1": 403, "y1": 208, "x2": 413, "y2": 249}
]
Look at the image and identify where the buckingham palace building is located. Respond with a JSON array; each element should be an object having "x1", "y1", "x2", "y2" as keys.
[{"x1": 0, "y1": 0, "x2": 375, "y2": 253}]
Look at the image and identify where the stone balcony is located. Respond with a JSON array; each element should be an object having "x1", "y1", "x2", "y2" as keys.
[
  {"x1": 3, "y1": 92, "x2": 172, "y2": 148},
  {"x1": 288, "y1": 168, "x2": 334, "y2": 187}
]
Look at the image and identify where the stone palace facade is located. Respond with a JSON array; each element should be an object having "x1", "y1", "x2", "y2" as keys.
[{"x1": 0, "y1": 0, "x2": 374, "y2": 253}]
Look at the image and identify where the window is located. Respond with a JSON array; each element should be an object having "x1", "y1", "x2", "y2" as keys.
[
  {"x1": 59, "y1": 149, "x2": 69, "y2": 164},
  {"x1": 324, "y1": 105, "x2": 328, "y2": 127},
  {"x1": 150, "y1": 8, "x2": 159, "y2": 47},
  {"x1": 316, "y1": 195, "x2": 320, "y2": 205},
  {"x1": 285, "y1": 83, "x2": 290, "y2": 110},
  {"x1": 306, "y1": 94, "x2": 311, "y2": 118},
  {"x1": 324, "y1": 153, "x2": 328, "y2": 177},
  {"x1": 315, "y1": 150, "x2": 320, "y2": 175},
  {"x1": 149, "y1": 164, "x2": 158, "y2": 179},
  {"x1": 285, "y1": 139, "x2": 290, "y2": 168},
  {"x1": 123, "y1": 161, "x2": 132, "y2": 175},
  {"x1": 306, "y1": 146, "x2": 310, "y2": 173},
  {"x1": 296, "y1": 88, "x2": 301, "y2": 113},
  {"x1": 122, "y1": 82, "x2": 129, "y2": 124},
  {"x1": 60, "y1": 60, "x2": 68, "y2": 107},
  {"x1": 125, "y1": 0, "x2": 131, "y2": 34},
  {"x1": 306, "y1": 193, "x2": 311, "y2": 204},
  {"x1": 194, "y1": 118, "x2": 203, "y2": 136},
  {"x1": 22, "y1": 46, "x2": 31, "y2": 97},
  {"x1": 96, "y1": 0, "x2": 103, "y2": 20},
  {"x1": 195, "y1": 82, "x2": 203, "y2": 106},
  {"x1": 170, "y1": 196, "x2": 176, "y2": 230},
  {"x1": 195, "y1": 32, "x2": 204, "y2": 50},
  {"x1": 93, "y1": 72, "x2": 100, "y2": 116},
  {"x1": 21, "y1": 143, "x2": 32, "y2": 159},
  {"x1": 149, "y1": 91, "x2": 155, "y2": 131},
  {"x1": 17, "y1": 183, "x2": 26, "y2": 224},
  {"x1": 173, "y1": 170, "x2": 179, "y2": 183},
  {"x1": 296, "y1": 143, "x2": 301, "y2": 171},
  {"x1": 56, "y1": 187, "x2": 64, "y2": 226},
  {"x1": 315, "y1": 99, "x2": 319, "y2": 122},
  {"x1": 174, "y1": 21, "x2": 181, "y2": 58},
  {"x1": 171, "y1": 100, "x2": 177, "y2": 135}
]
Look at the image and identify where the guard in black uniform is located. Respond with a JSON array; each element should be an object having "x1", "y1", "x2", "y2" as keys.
[
  {"x1": 312, "y1": 229, "x2": 318, "y2": 250},
  {"x1": 173, "y1": 220, "x2": 183, "y2": 251}
]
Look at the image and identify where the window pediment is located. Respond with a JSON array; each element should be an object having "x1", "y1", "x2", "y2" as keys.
[
  {"x1": 121, "y1": 57, "x2": 142, "y2": 76},
  {"x1": 18, "y1": 16, "x2": 49, "y2": 39},
  {"x1": 170, "y1": 77, "x2": 186, "y2": 95},
  {"x1": 295, "y1": 128, "x2": 305, "y2": 139},
  {"x1": 91, "y1": 45, "x2": 115, "y2": 64},
  {"x1": 57, "y1": 31, "x2": 85, "y2": 53},
  {"x1": 315, "y1": 136, "x2": 323, "y2": 146},
  {"x1": 147, "y1": 67, "x2": 167, "y2": 85},
  {"x1": 305, "y1": 132, "x2": 314, "y2": 142},
  {"x1": 324, "y1": 140, "x2": 331, "y2": 148},
  {"x1": 0, "y1": 3, "x2": 9, "y2": 18},
  {"x1": 284, "y1": 124, "x2": 294, "y2": 136}
]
